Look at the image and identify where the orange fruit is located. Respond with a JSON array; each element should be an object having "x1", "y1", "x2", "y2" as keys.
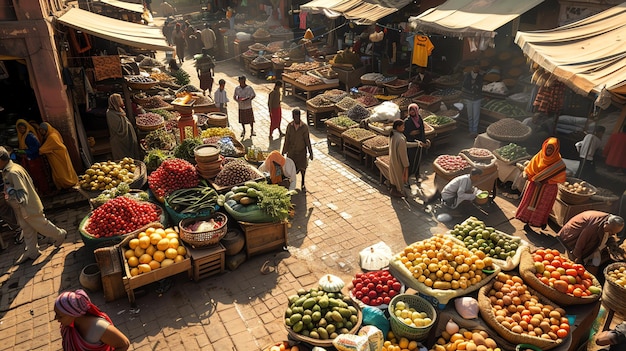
[
  {"x1": 165, "y1": 248, "x2": 178, "y2": 259},
  {"x1": 157, "y1": 238, "x2": 170, "y2": 251},
  {"x1": 161, "y1": 258, "x2": 174, "y2": 267},
  {"x1": 134, "y1": 246, "x2": 145, "y2": 257},
  {"x1": 150, "y1": 233, "x2": 162, "y2": 246},
  {"x1": 124, "y1": 249, "x2": 136, "y2": 259},
  {"x1": 174, "y1": 255, "x2": 184, "y2": 263},
  {"x1": 153, "y1": 250, "x2": 165, "y2": 262},
  {"x1": 128, "y1": 238, "x2": 140, "y2": 249},
  {"x1": 148, "y1": 260, "x2": 161, "y2": 270},
  {"x1": 145, "y1": 245, "x2": 157, "y2": 256},
  {"x1": 139, "y1": 254, "x2": 152, "y2": 264},
  {"x1": 138, "y1": 236, "x2": 151, "y2": 249},
  {"x1": 130, "y1": 267, "x2": 140, "y2": 276},
  {"x1": 168, "y1": 238, "x2": 180, "y2": 249},
  {"x1": 127, "y1": 256, "x2": 139, "y2": 267},
  {"x1": 176, "y1": 246, "x2": 187, "y2": 256},
  {"x1": 138, "y1": 264, "x2": 152, "y2": 273}
]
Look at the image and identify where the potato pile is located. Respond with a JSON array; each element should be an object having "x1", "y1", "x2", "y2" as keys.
[
  {"x1": 487, "y1": 272, "x2": 570, "y2": 341},
  {"x1": 561, "y1": 181, "x2": 593, "y2": 194},
  {"x1": 396, "y1": 235, "x2": 488, "y2": 290},
  {"x1": 606, "y1": 266, "x2": 626, "y2": 287}
]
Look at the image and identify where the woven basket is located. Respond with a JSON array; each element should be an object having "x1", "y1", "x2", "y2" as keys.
[
  {"x1": 493, "y1": 149, "x2": 531, "y2": 165},
  {"x1": 137, "y1": 122, "x2": 165, "y2": 132},
  {"x1": 432, "y1": 89, "x2": 462, "y2": 103},
  {"x1": 285, "y1": 299, "x2": 362, "y2": 348},
  {"x1": 133, "y1": 94, "x2": 152, "y2": 105},
  {"x1": 127, "y1": 81, "x2": 158, "y2": 90},
  {"x1": 389, "y1": 294, "x2": 436, "y2": 341},
  {"x1": 602, "y1": 262, "x2": 626, "y2": 315},
  {"x1": 557, "y1": 177, "x2": 597, "y2": 205},
  {"x1": 478, "y1": 280, "x2": 565, "y2": 350},
  {"x1": 518, "y1": 248, "x2": 601, "y2": 305},
  {"x1": 487, "y1": 120, "x2": 532, "y2": 142},
  {"x1": 178, "y1": 212, "x2": 228, "y2": 248},
  {"x1": 164, "y1": 197, "x2": 217, "y2": 227},
  {"x1": 460, "y1": 148, "x2": 495, "y2": 162}
]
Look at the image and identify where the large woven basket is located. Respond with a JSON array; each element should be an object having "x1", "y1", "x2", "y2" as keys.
[
  {"x1": 557, "y1": 177, "x2": 597, "y2": 205},
  {"x1": 127, "y1": 80, "x2": 158, "y2": 90},
  {"x1": 137, "y1": 122, "x2": 165, "y2": 132},
  {"x1": 518, "y1": 248, "x2": 601, "y2": 305},
  {"x1": 478, "y1": 280, "x2": 566, "y2": 350},
  {"x1": 602, "y1": 262, "x2": 626, "y2": 315},
  {"x1": 389, "y1": 294, "x2": 436, "y2": 341},
  {"x1": 285, "y1": 299, "x2": 362, "y2": 348},
  {"x1": 486, "y1": 119, "x2": 532, "y2": 142},
  {"x1": 178, "y1": 212, "x2": 228, "y2": 248}
]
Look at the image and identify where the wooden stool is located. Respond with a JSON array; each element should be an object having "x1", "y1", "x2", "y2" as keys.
[{"x1": 188, "y1": 243, "x2": 226, "y2": 282}]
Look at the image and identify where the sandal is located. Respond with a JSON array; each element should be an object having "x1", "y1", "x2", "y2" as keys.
[{"x1": 260, "y1": 260, "x2": 275, "y2": 275}]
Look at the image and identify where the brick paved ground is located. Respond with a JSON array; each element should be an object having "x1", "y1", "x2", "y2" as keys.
[{"x1": 0, "y1": 16, "x2": 598, "y2": 350}]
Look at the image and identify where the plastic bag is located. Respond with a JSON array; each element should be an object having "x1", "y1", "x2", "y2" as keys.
[
  {"x1": 358, "y1": 325, "x2": 384, "y2": 351},
  {"x1": 454, "y1": 297, "x2": 479, "y2": 319},
  {"x1": 332, "y1": 334, "x2": 369, "y2": 351},
  {"x1": 361, "y1": 306, "x2": 390, "y2": 337}
]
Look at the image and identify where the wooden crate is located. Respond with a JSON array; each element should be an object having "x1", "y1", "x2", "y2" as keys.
[
  {"x1": 188, "y1": 243, "x2": 226, "y2": 281},
  {"x1": 94, "y1": 246, "x2": 126, "y2": 302},
  {"x1": 239, "y1": 221, "x2": 288, "y2": 258},
  {"x1": 120, "y1": 247, "x2": 192, "y2": 306}
]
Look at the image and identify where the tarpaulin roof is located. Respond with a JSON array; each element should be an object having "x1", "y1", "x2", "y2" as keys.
[
  {"x1": 98, "y1": 0, "x2": 144, "y2": 13},
  {"x1": 57, "y1": 7, "x2": 171, "y2": 51},
  {"x1": 300, "y1": 0, "x2": 410, "y2": 25},
  {"x1": 515, "y1": 2, "x2": 626, "y2": 95},
  {"x1": 409, "y1": 0, "x2": 543, "y2": 38}
]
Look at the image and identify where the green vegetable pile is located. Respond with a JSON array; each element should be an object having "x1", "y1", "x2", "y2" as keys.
[
  {"x1": 91, "y1": 182, "x2": 149, "y2": 207},
  {"x1": 423, "y1": 114, "x2": 454, "y2": 126},
  {"x1": 326, "y1": 116, "x2": 358, "y2": 128},
  {"x1": 174, "y1": 137, "x2": 203, "y2": 163},
  {"x1": 220, "y1": 181, "x2": 294, "y2": 222},
  {"x1": 165, "y1": 182, "x2": 218, "y2": 214},
  {"x1": 494, "y1": 143, "x2": 530, "y2": 162},
  {"x1": 144, "y1": 129, "x2": 176, "y2": 150},
  {"x1": 482, "y1": 99, "x2": 531, "y2": 118},
  {"x1": 144, "y1": 149, "x2": 172, "y2": 172}
]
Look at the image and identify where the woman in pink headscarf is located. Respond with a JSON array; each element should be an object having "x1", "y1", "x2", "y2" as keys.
[
  {"x1": 403, "y1": 103, "x2": 430, "y2": 181},
  {"x1": 54, "y1": 289, "x2": 130, "y2": 351}
]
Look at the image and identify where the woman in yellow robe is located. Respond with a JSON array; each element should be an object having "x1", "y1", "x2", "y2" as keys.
[{"x1": 38, "y1": 122, "x2": 79, "y2": 189}]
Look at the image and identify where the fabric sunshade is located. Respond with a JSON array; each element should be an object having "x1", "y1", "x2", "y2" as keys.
[
  {"x1": 98, "y1": 0, "x2": 144, "y2": 13},
  {"x1": 300, "y1": 0, "x2": 409, "y2": 25},
  {"x1": 515, "y1": 2, "x2": 626, "y2": 95},
  {"x1": 57, "y1": 7, "x2": 171, "y2": 51},
  {"x1": 409, "y1": 0, "x2": 543, "y2": 38}
]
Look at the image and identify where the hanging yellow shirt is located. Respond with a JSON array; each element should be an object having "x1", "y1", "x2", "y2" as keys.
[{"x1": 412, "y1": 35, "x2": 434, "y2": 67}]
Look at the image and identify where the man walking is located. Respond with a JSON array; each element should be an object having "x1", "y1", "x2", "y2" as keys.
[
  {"x1": 200, "y1": 23, "x2": 217, "y2": 57},
  {"x1": 234, "y1": 76, "x2": 256, "y2": 138},
  {"x1": 282, "y1": 109, "x2": 313, "y2": 191},
  {"x1": 0, "y1": 147, "x2": 66, "y2": 264}
]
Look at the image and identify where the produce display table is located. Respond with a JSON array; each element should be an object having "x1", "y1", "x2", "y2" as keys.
[
  {"x1": 363, "y1": 146, "x2": 388, "y2": 170},
  {"x1": 473, "y1": 132, "x2": 504, "y2": 151},
  {"x1": 325, "y1": 123, "x2": 348, "y2": 149},
  {"x1": 282, "y1": 75, "x2": 339, "y2": 102},
  {"x1": 550, "y1": 197, "x2": 618, "y2": 227},
  {"x1": 306, "y1": 106, "x2": 335, "y2": 129}
]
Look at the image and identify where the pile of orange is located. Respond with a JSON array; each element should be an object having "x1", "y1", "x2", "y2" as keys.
[{"x1": 532, "y1": 249, "x2": 600, "y2": 297}]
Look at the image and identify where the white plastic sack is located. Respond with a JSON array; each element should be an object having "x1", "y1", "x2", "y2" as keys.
[
  {"x1": 455, "y1": 297, "x2": 479, "y2": 319},
  {"x1": 359, "y1": 241, "x2": 392, "y2": 271},
  {"x1": 368, "y1": 101, "x2": 400, "y2": 123},
  {"x1": 236, "y1": 32, "x2": 252, "y2": 41},
  {"x1": 482, "y1": 81, "x2": 508, "y2": 95}
]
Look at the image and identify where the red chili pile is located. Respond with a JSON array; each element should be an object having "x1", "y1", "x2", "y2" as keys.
[
  {"x1": 148, "y1": 158, "x2": 199, "y2": 198},
  {"x1": 85, "y1": 197, "x2": 160, "y2": 238}
]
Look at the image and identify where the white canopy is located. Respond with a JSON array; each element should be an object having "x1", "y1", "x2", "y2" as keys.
[
  {"x1": 300, "y1": 0, "x2": 410, "y2": 25},
  {"x1": 57, "y1": 7, "x2": 171, "y2": 51},
  {"x1": 515, "y1": 2, "x2": 626, "y2": 95},
  {"x1": 409, "y1": 0, "x2": 543, "y2": 38}
]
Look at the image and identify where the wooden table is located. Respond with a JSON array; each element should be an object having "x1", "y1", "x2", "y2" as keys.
[
  {"x1": 282, "y1": 75, "x2": 339, "y2": 102},
  {"x1": 306, "y1": 103, "x2": 336, "y2": 129}
]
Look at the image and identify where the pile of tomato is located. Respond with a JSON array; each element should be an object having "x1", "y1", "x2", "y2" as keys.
[
  {"x1": 532, "y1": 249, "x2": 601, "y2": 297},
  {"x1": 148, "y1": 158, "x2": 199, "y2": 198},
  {"x1": 85, "y1": 197, "x2": 160, "y2": 238},
  {"x1": 350, "y1": 270, "x2": 403, "y2": 306}
]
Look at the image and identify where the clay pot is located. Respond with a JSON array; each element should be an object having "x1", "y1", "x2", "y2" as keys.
[
  {"x1": 221, "y1": 229, "x2": 245, "y2": 256},
  {"x1": 79, "y1": 263, "x2": 102, "y2": 292}
]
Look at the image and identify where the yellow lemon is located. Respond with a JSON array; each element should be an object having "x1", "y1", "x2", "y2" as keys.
[
  {"x1": 138, "y1": 236, "x2": 151, "y2": 249},
  {"x1": 176, "y1": 246, "x2": 187, "y2": 257},
  {"x1": 127, "y1": 256, "x2": 139, "y2": 267},
  {"x1": 161, "y1": 259, "x2": 174, "y2": 267},
  {"x1": 145, "y1": 227, "x2": 156, "y2": 235},
  {"x1": 148, "y1": 260, "x2": 161, "y2": 270},
  {"x1": 128, "y1": 238, "x2": 140, "y2": 250},
  {"x1": 157, "y1": 238, "x2": 170, "y2": 251},
  {"x1": 155, "y1": 228, "x2": 166, "y2": 237},
  {"x1": 150, "y1": 233, "x2": 162, "y2": 246},
  {"x1": 164, "y1": 227, "x2": 177, "y2": 235},
  {"x1": 153, "y1": 250, "x2": 165, "y2": 262},
  {"x1": 130, "y1": 267, "x2": 140, "y2": 276},
  {"x1": 145, "y1": 245, "x2": 157, "y2": 256},
  {"x1": 165, "y1": 248, "x2": 178, "y2": 259},
  {"x1": 174, "y1": 255, "x2": 184, "y2": 263},
  {"x1": 138, "y1": 231, "x2": 148, "y2": 238},
  {"x1": 138, "y1": 264, "x2": 152, "y2": 273},
  {"x1": 124, "y1": 249, "x2": 136, "y2": 259},
  {"x1": 134, "y1": 246, "x2": 145, "y2": 257},
  {"x1": 168, "y1": 238, "x2": 179, "y2": 249},
  {"x1": 166, "y1": 232, "x2": 179, "y2": 240}
]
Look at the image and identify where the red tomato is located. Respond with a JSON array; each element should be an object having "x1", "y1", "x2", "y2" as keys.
[{"x1": 551, "y1": 260, "x2": 561, "y2": 268}]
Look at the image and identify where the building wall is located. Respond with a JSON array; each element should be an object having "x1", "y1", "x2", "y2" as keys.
[{"x1": 0, "y1": 0, "x2": 82, "y2": 171}]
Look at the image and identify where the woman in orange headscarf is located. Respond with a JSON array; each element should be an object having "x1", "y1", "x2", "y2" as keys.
[
  {"x1": 38, "y1": 122, "x2": 79, "y2": 189},
  {"x1": 15, "y1": 119, "x2": 53, "y2": 195},
  {"x1": 516, "y1": 137, "x2": 566, "y2": 230}
]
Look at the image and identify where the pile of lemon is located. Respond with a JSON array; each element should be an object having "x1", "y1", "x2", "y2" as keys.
[{"x1": 123, "y1": 227, "x2": 187, "y2": 277}]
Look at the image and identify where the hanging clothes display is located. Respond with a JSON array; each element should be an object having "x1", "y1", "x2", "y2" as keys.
[
  {"x1": 411, "y1": 34, "x2": 434, "y2": 67},
  {"x1": 533, "y1": 81, "x2": 566, "y2": 115}
]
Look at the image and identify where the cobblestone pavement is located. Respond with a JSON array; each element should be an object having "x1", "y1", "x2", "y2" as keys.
[{"x1": 0, "y1": 38, "x2": 568, "y2": 351}]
